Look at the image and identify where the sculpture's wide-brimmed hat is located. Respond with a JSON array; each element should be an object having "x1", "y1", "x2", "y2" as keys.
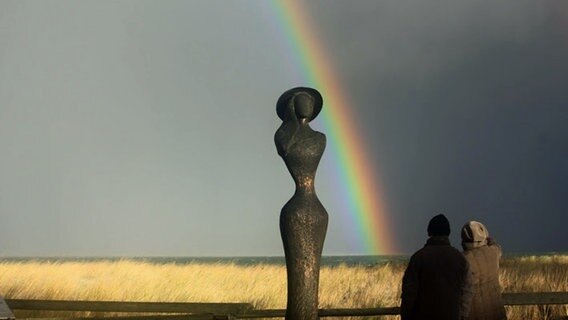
[{"x1": 276, "y1": 87, "x2": 323, "y2": 121}]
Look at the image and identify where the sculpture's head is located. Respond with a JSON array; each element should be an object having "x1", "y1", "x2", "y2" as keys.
[
  {"x1": 276, "y1": 87, "x2": 322, "y2": 122},
  {"x1": 294, "y1": 93, "x2": 315, "y2": 120}
]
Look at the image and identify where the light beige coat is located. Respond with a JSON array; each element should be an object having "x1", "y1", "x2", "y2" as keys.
[{"x1": 462, "y1": 221, "x2": 507, "y2": 320}]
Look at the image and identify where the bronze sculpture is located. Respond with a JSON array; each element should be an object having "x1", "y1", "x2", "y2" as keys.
[{"x1": 275, "y1": 87, "x2": 328, "y2": 320}]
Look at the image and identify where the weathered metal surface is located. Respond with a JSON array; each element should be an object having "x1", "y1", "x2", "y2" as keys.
[{"x1": 275, "y1": 87, "x2": 328, "y2": 320}]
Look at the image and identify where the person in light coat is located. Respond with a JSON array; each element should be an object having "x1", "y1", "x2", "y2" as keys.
[{"x1": 461, "y1": 221, "x2": 507, "y2": 320}]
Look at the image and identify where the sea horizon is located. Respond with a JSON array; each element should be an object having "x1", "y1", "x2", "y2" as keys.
[{"x1": 1, "y1": 252, "x2": 566, "y2": 267}]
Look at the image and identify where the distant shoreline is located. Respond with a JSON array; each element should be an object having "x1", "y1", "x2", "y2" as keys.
[{"x1": 1, "y1": 252, "x2": 566, "y2": 266}]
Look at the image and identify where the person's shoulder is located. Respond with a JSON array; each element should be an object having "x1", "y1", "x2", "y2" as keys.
[
  {"x1": 442, "y1": 245, "x2": 469, "y2": 263},
  {"x1": 452, "y1": 245, "x2": 465, "y2": 254},
  {"x1": 314, "y1": 130, "x2": 326, "y2": 141},
  {"x1": 484, "y1": 242, "x2": 502, "y2": 258},
  {"x1": 487, "y1": 238, "x2": 502, "y2": 250},
  {"x1": 434, "y1": 243, "x2": 463, "y2": 254},
  {"x1": 462, "y1": 248, "x2": 474, "y2": 259},
  {"x1": 408, "y1": 247, "x2": 427, "y2": 262},
  {"x1": 451, "y1": 246, "x2": 468, "y2": 259}
]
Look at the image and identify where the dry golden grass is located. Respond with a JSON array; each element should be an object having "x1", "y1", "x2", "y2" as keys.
[
  {"x1": 0, "y1": 255, "x2": 566, "y2": 319},
  {"x1": 500, "y1": 255, "x2": 568, "y2": 319}
]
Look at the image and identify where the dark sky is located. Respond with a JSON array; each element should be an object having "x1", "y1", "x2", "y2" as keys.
[
  {"x1": 308, "y1": 0, "x2": 568, "y2": 252},
  {"x1": 0, "y1": 1, "x2": 566, "y2": 256}
]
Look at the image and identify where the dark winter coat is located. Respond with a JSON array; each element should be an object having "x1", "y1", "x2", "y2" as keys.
[
  {"x1": 401, "y1": 236, "x2": 473, "y2": 320},
  {"x1": 461, "y1": 221, "x2": 507, "y2": 320}
]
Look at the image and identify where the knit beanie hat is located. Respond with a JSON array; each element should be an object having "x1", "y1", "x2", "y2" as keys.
[
  {"x1": 427, "y1": 214, "x2": 451, "y2": 236},
  {"x1": 461, "y1": 221, "x2": 488, "y2": 249}
]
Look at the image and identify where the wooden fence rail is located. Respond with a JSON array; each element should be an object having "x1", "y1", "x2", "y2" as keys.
[
  {"x1": 4, "y1": 300, "x2": 252, "y2": 315},
  {"x1": 239, "y1": 292, "x2": 568, "y2": 318},
  {"x1": 4, "y1": 292, "x2": 568, "y2": 319}
]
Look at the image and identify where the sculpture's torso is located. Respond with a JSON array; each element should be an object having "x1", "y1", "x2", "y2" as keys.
[
  {"x1": 282, "y1": 128, "x2": 326, "y2": 195},
  {"x1": 277, "y1": 125, "x2": 328, "y2": 320}
]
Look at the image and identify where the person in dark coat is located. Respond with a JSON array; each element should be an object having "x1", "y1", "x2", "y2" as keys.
[
  {"x1": 401, "y1": 214, "x2": 473, "y2": 320},
  {"x1": 461, "y1": 221, "x2": 507, "y2": 320}
]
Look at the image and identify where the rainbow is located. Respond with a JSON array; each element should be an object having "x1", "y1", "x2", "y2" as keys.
[{"x1": 269, "y1": 0, "x2": 397, "y2": 254}]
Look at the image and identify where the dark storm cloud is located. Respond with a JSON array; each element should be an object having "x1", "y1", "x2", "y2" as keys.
[{"x1": 308, "y1": 1, "x2": 568, "y2": 252}]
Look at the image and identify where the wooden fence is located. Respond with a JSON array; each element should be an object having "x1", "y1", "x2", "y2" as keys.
[{"x1": 4, "y1": 292, "x2": 568, "y2": 319}]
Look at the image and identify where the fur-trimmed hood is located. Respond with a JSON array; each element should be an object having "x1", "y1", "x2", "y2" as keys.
[{"x1": 461, "y1": 221, "x2": 488, "y2": 250}]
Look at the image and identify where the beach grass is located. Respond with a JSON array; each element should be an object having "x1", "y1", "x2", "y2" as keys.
[{"x1": 0, "y1": 255, "x2": 566, "y2": 319}]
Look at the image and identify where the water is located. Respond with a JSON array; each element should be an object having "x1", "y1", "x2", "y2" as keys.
[
  {"x1": 0, "y1": 255, "x2": 408, "y2": 266},
  {"x1": 1, "y1": 253, "x2": 563, "y2": 266}
]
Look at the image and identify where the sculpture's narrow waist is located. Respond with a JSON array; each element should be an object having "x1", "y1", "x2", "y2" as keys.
[{"x1": 294, "y1": 177, "x2": 316, "y2": 192}]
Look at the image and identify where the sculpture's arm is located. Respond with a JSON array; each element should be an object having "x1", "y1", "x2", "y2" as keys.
[{"x1": 274, "y1": 122, "x2": 298, "y2": 158}]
